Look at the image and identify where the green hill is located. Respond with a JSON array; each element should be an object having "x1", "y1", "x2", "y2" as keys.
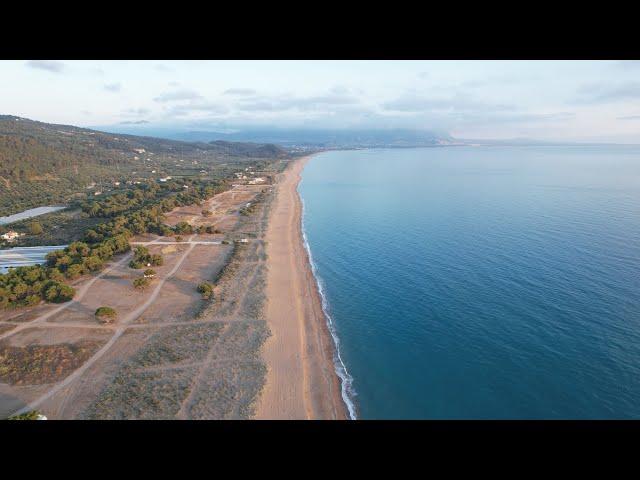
[{"x1": 0, "y1": 115, "x2": 287, "y2": 216}]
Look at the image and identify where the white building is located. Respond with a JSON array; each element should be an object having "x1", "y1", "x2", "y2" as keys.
[{"x1": 1, "y1": 230, "x2": 23, "y2": 241}]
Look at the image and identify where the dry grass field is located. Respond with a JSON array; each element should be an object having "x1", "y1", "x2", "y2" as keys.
[{"x1": 0, "y1": 178, "x2": 278, "y2": 419}]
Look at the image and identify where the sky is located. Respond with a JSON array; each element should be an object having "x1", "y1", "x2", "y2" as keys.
[{"x1": 1, "y1": 60, "x2": 640, "y2": 142}]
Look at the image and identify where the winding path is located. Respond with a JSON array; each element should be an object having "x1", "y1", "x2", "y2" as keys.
[{"x1": 10, "y1": 236, "x2": 196, "y2": 417}]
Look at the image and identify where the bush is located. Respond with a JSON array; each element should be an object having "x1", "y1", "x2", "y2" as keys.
[
  {"x1": 197, "y1": 281, "x2": 214, "y2": 300},
  {"x1": 129, "y1": 246, "x2": 163, "y2": 269},
  {"x1": 175, "y1": 221, "x2": 193, "y2": 234},
  {"x1": 44, "y1": 282, "x2": 75, "y2": 303},
  {"x1": 143, "y1": 269, "x2": 156, "y2": 277},
  {"x1": 133, "y1": 277, "x2": 151, "y2": 290},
  {"x1": 95, "y1": 306, "x2": 117, "y2": 323},
  {"x1": 8, "y1": 410, "x2": 45, "y2": 420},
  {"x1": 202, "y1": 209, "x2": 212, "y2": 217},
  {"x1": 65, "y1": 263, "x2": 84, "y2": 280}
]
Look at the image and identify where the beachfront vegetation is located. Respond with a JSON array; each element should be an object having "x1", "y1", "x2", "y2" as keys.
[
  {"x1": 129, "y1": 246, "x2": 163, "y2": 269},
  {"x1": 197, "y1": 281, "x2": 214, "y2": 300},
  {"x1": 95, "y1": 306, "x2": 117, "y2": 320},
  {"x1": 239, "y1": 203, "x2": 258, "y2": 216},
  {"x1": 174, "y1": 221, "x2": 194, "y2": 235},
  {"x1": 0, "y1": 265, "x2": 75, "y2": 309},
  {"x1": 8, "y1": 410, "x2": 44, "y2": 420},
  {"x1": 133, "y1": 277, "x2": 151, "y2": 290}
]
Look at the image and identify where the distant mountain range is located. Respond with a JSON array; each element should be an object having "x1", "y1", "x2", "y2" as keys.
[
  {"x1": 94, "y1": 125, "x2": 458, "y2": 149},
  {"x1": 96, "y1": 124, "x2": 618, "y2": 149}
]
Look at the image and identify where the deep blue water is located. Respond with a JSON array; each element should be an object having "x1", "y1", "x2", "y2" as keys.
[{"x1": 299, "y1": 146, "x2": 640, "y2": 419}]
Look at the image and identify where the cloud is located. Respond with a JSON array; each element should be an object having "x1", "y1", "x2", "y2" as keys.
[
  {"x1": 613, "y1": 61, "x2": 640, "y2": 70},
  {"x1": 223, "y1": 88, "x2": 257, "y2": 96},
  {"x1": 164, "y1": 101, "x2": 229, "y2": 118},
  {"x1": 382, "y1": 93, "x2": 516, "y2": 113},
  {"x1": 617, "y1": 114, "x2": 640, "y2": 120},
  {"x1": 104, "y1": 83, "x2": 122, "y2": 92},
  {"x1": 26, "y1": 60, "x2": 66, "y2": 73},
  {"x1": 153, "y1": 89, "x2": 203, "y2": 103},
  {"x1": 121, "y1": 107, "x2": 151, "y2": 117},
  {"x1": 155, "y1": 64, "x2": 174, "y2": 73},
  {"x1": 236, "y1": 90, "x2": 361, "y2": 112},
  {"x1": 119, "y1": 120, "x2": 150, "y2": 125},
  {"x1": 467, "y1": 111, "x2": 575, "y2": 125},
  {"x1": 575, "y1": 82, "x2": 640, "y2": 104}
]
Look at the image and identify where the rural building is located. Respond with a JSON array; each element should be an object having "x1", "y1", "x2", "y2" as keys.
[{"x1": 1, "y1": 230, "x2": 23, "y2": 241}]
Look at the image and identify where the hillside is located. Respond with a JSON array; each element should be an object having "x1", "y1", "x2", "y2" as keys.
[{"x1": 0, "y1": 115, "x2": 287, "y2": 216}]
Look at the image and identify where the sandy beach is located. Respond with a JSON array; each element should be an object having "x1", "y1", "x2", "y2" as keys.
[{"x1": 255, "y1": 156, "x2": 347, "y2": 420}]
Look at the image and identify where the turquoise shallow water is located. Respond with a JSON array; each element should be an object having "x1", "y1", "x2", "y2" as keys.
[{"x1": 299, "y1": 146, "x2": 640, "y2": 419}]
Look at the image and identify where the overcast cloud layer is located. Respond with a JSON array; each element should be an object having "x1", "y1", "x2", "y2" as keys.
[{"x1": 3, "y1": 60, "x2": 640, "y2": 142}]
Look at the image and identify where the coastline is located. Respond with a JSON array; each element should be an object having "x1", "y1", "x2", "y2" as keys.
[{"x1": 254, "y1": 155, "x2": 347, "y2": 419}]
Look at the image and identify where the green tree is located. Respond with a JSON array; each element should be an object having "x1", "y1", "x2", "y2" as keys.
[
  {"x1": 28, "y1": 221, "x2": 43, "y2": 235},
  {"x1": 133, "y1": 277, "x2": 150, "y2": 290},
  {"x1": 65, "y1": 264, "x2": 84, "y2": 280}
]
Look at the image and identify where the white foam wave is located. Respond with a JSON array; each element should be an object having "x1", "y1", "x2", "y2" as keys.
[{"x1": 299, "y1": 193, "x2": 358, "y2": 420}]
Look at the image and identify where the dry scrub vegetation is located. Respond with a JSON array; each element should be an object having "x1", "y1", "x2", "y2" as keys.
[{"x1": 0, "y1": 340, "x2": 102, "y2": 385}]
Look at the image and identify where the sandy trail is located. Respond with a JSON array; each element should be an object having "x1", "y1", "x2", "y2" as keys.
[
  {"x1": 254, "y1": 157, "x2": 346, "y2": 420},
  {"x1": 9, "y1": 236, "x2": 196, "y2": 417}
]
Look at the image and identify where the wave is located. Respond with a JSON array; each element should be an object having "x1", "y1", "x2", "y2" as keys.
[{"x1": 299, "y1": 194, "x2": 358, "y2": 420}]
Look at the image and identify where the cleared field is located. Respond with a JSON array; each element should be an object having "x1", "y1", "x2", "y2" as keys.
[{"x1": 135, "y1": 244, "x2": 231, "y2": 325}]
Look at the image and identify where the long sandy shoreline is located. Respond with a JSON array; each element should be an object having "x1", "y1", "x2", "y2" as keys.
[{"x1": 254, "y1": 156, "x2": 347, "y2": 420}]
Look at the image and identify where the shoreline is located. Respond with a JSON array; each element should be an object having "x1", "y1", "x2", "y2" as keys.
[
  {"x1": 300, "y1": 199, "x2": 357, "y2": 419},
  {"x1": 254, "y1": 155, "x2": 348, "y2": 419}
]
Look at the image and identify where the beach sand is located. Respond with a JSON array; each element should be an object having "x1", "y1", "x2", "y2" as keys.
[{"x1": 254, "y1": 156, "x2": 347, "y2": 420}]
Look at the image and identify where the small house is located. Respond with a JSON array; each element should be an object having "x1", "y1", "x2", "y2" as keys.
[{"x1": 1, "y1": 230, "x2": 23, "y2": 242}]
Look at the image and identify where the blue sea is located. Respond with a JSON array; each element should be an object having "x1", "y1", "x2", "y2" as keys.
[{"x1": 298, "y1": 146, "x2": 640, "y2": 419}]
